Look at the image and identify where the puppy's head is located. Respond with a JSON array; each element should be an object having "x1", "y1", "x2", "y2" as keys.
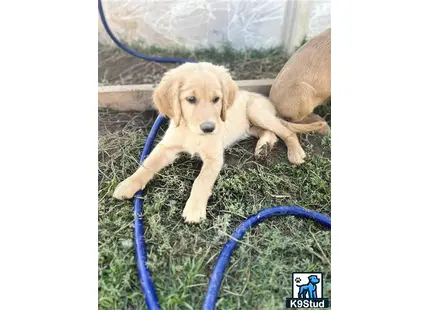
[{"x1": 153, "y1": 62, "x2": 238, "y2": 135}]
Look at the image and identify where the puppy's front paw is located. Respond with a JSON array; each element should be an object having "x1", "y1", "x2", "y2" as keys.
[
  {"x1": 255, "y1": 142, "x2": 271, "y2": 159},
  {"x1": 288, "y1": 146, "x2": 306, "y2": 165},
  {"x1": 182, "y1": 198, "x2": 206, "y2": 223},
  {"x1": 113, "y1": 177, "x2": 143, "y2": 200},
  {"x1": 255, "y1": 132, "x2": 278, "y2": 159}
]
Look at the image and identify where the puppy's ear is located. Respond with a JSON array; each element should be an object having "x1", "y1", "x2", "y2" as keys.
[
  {"x1": 153, "y1": 71, "x2": 182, "y2": 126},
  {"x1": 217, "y1": 66, "x2": 238, "y2": 122}
]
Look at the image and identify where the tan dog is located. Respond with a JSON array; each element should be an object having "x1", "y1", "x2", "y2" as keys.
[
  {"x1": 113, "y1": 62, "x2": 325, "y2": 223},
  {"x1": 270, "y1": 28, "x2": 331, "y2": 164}
]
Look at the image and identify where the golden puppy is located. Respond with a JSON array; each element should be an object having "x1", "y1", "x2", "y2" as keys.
[
  {"x1": 270, "y1": 28, "x2": 331, "y2": 164},
  {"x1": 113, "y1": 62, "x2": 324, "y2": 223}
]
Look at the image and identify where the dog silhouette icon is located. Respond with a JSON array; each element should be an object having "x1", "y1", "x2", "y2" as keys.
[{"x1": 296, "y1": 275, "x2": 320, "y2": 299}]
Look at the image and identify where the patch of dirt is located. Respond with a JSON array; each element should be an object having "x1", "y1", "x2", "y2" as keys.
[
  {"x1": 98, "y1": 109, "x2": 158, "y2": 136},
  {"x1": 98, "y1": 48, "x2": 178, "y2": 85}
]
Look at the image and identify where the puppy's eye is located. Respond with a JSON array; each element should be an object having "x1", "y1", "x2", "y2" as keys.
[
  {"x1": 212, "y1": 96, "x2": 220, "y2": 103},
  {"x1": 186, "y1": 96, "x2": 197, "y2": 104}
]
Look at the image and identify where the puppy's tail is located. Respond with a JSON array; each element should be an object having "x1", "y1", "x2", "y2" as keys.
[{"x1": 281, "y1": 119, "x2": 325, "y2": 134}]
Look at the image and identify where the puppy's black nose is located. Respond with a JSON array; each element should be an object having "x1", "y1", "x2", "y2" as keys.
[{"x1": 200, "y1": 121, "x2": 216, "y2": 133}]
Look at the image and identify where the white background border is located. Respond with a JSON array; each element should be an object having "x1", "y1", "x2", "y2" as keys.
[
  {"x1": 0, "y1": 1, "x2": 429, "y2": 309},
  {"x1": 0, "y1": 1, "x2": 98, "y2": 309}
]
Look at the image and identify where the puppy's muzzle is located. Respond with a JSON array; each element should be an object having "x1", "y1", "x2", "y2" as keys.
[{"x1": 200, "y1": 121, "x2": 216, "y2": 134}]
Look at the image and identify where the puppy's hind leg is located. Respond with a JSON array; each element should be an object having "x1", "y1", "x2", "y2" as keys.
[
  {"x1": 248, "y1": 126, "x2": 278, "y2": 158},
  {"x1": 247, "y1": 101, "x2": 306, "y2": 164}
]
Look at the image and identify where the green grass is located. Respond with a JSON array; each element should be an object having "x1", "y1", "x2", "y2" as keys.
[
  {"x1": 98, "y1": 112, "x2": 331, "y2": 309},
  {"x1": 125, "y1": 42, "x2": 286, "y2": 64}
]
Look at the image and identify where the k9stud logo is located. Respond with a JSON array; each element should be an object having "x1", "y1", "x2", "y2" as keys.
[{"x1": 285, "y1": 272, "x2": 329, "y2": 308}]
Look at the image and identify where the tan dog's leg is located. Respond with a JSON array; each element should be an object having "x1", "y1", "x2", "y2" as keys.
[
  {"x1": 276, "y1": 83, "x2": 330, "y2": 135},
  {"x1": 182, "y1": 156, "x2": 223, "y2": 223},
  {"x1": 248, "y1": 126, "x2": 278, "y2": 158},
  {"x1": 295, "y1": 113, "x2": 330, "y2": 135},
  {"x1": 276, "y1": 82, "x2": 320, "y2": 120},
  {"x1": 113, "y1": 143, "x2": 180, "y2": 200}
]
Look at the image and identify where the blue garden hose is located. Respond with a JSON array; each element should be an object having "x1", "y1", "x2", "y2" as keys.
[
  {"x1": 98, "y1": 0, "x2": 196, "y2": 63},
  {"x1": 133, "y1": 114, "x2": 165, "y2": 310},
  {"x1": 99, "y1": 2, "x2": 331, "y2": 309},
  {"x1": 132, "y1": 115, "x2": 331, "y2": 310},
  {"x1": 203, "y1": 207, "x2": 330, "y2": 309}
]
